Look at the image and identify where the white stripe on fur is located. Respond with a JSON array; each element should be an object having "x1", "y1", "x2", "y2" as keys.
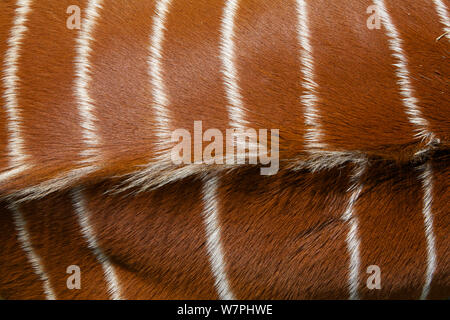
[
  {"x1": 148, "y1": 0, "x2": 173, "y2": 151},
  {"x1": 201, "y1": 174, "x2": 235, "y2": 300},
  {"x1": 296, "y1": 0, "x2": 327, "y2": 151},
  {"x1": 1, "y1": 0, "x2": 33, "y2": 176},
  {"x1": 374, "y1": 0, "x2": 435, "y2": 145},
  {"x1": 341, "y1": 162, "x2": 366, "y2": 300},
  {"x1": 116, "y1": 0, "x2": 175, "y2": 195},
  {"x1": 433, "y1": 0, "x2": 450, "y2": 41},
  {"x1": 0, "y1": 166, "x2": 29, "y2": 184},
  {"x1": 418, "y1": 162, "x2": 437, "y2": 300},
  {"x1": 71, "y1": 187, "x2": 123, "y2": 300},
  {"x1": 220, "y1": 0, "x2": 248, "y2": 129},
  {"x1": 74, "y1": 0, "x2": 103, "y2": 163},
  {"x1": 10, "y1": 203, "x2": 56, "y2": 300}
]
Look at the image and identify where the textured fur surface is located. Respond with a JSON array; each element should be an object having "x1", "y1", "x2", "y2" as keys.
[
  {"x1": 0, "y1": 0, "x2": 448, "y2": 199},
  {"x1": 0, "y1": 157, "x2": 448, "y2": 299},
  {"x1": 0, "y1": 0, "x2": 448, "y2": 299}
]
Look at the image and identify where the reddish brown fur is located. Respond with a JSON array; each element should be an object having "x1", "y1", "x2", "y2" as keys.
[
  {"x1": 83, "y1": 178, "x2": 219, "y2": 299},
  {"x1": 428, "y1": 155, "x2": 450, "y2": 299},
  {"x1": 356, "y1": 162, "x2": 428, "y2": 299},
  {"x1": 88, "y1": 0, "x2": 158, "y2": 175},
  {"x1": 385, "y1": 0, "x2": 450, "y2": 144},
  {"x1": 0, "y1": 0, "x2": 448, "y2": 300},
  {"x1": 17, "y1": 0, "x2": 87, "y2": 174},
  {"x1": 218, "y1": 167, "x2": 351, "y2": 299},
  {"x1": 234, "y1": 0, "x2": 306, "y2": 159},
  {"x1": 163, "y1": 0, "x2": 230, "y2": 148},
  {"x1": 309, "y1": 0, "x2": 418, "y2": 159},
  {"x1": 18, "y1": 192, "x2": 111, "y2": 299},
  {"x1": 0, "y1": 0, "x2": 448, "y2": 197},
  {"x1": 0, "y1": 201, "x2": 45, "y2": 299}
]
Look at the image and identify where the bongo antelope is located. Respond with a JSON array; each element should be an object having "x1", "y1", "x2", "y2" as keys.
[{"x1": 0, "y1": 0, "x2": 448, "y2": 299}]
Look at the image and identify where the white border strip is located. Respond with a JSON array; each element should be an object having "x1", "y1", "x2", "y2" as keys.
[
  {"x1": 10, "y1": 203, "x2": 56, "y2": 300},
  {"x1": 2, "y1": 0, "x2": 32, "y2": 172},
  {"x1": 201, "y1": 175, "x2": 235, "y2": 300},
  {"x1": 296, "y1": 0, "x2": 327, "y2": 150},
  {"x1": 341, "y1": 162, "x2": 367, "y2": 300},
  {"x1": 71, "y1": 187, "x2": 123, "y2": 300},
  {"x1": 433, "y1": 0, "x2": 450, "y2": 40},
  {"x1": 148, "y1": 0, "x2": 172, "y2": 152},
  {"x1": 220, "y1": 0, "x2": 248, "y2": 129},
  {"x1": 418, "y1": 162, "x2": 437, "y2": 300},
  {"x1": 374, "y1": 0, "x2": 434, "y2": 144},
  {"x1": 74, "y1": 0, "x2": 103, "y2": 163}
]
